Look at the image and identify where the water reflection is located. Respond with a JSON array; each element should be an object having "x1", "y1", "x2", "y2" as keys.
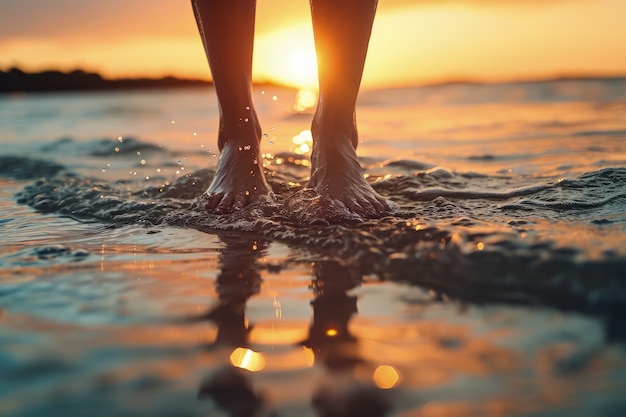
[
  {"x1": 230, "y1": 347, "x2": 266, "y2": 372},
  {"x1": 194, "y1": 235, "x2": 265, "y2": 348},
  {"x1": 372, "y1": 366, "x2": 401, "y2": 390},
  {"x1": 305, "y1": 261, "x2": 392, "y2": 417},
  {"x1": 196, "y1": 236, "x2": 391, "y2": 416},
  {"x1": 196, "y1": 234, "x2": 268, "y2": 416},
  {"x1": 302, "y1": 261, "x2": 361, "y2": 371}
]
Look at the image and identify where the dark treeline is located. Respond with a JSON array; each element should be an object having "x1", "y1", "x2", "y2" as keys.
[{"x1": 0, "y1": 68, "x2": 212, "y2": 93}]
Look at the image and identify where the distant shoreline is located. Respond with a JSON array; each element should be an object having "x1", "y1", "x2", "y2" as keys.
[
  {"x1": 2, "y1": 67, "x2": 625, "y2": 94},
  {"x1": 0, "y1": 68, "x2": 214, "y2": 93}
]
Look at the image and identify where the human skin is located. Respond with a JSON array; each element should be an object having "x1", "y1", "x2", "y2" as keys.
[{"x1": 191, "y1": 0, "x2": 389, "y2": 218}]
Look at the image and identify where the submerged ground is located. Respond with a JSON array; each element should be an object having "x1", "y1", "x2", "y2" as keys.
[{"x1": 1, "y1": 80, "x2": 626, "y2": 416}]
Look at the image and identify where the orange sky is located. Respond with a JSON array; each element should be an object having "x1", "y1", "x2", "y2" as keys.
[{"x1": 1, "y1": 0, "x2": 625, "y2": 88}]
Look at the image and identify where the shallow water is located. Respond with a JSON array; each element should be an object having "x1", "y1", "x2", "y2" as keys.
[{"x1": 1, "y1": 80, "x2": 626, "y2": 416}]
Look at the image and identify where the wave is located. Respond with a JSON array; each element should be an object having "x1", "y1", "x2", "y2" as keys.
[{"x1": 7, "y1": 153, "x2": 626, "y2": 335}]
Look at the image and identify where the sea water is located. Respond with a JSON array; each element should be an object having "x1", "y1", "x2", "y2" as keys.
[{"x1": 1, "y1": 80, "x2": 626, "y2": 416}]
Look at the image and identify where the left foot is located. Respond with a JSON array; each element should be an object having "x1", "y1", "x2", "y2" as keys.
[
  {"x1": 204, "y1": 141, "x2": 271, "y2": 213},
  {"x1": 204, "y1": 113, "x2": 272, "y2": 213}
]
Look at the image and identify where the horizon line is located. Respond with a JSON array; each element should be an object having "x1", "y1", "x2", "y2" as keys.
[{"x1": 2, "y1": 66, "x2": 626, "y2": 93}]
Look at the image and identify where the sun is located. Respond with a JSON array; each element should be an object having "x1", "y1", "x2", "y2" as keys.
[
  {"x1": 287, "y1": 49, "x2": 318, "y2": 88},
  {"x1": 254, "y1": 25, "x2": 319, "y2": 89}
]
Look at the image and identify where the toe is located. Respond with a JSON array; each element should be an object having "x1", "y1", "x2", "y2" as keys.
[
  {"x1": 215, "y1": 194, "x2": 235, "y2": 214},
  {"x1": 351, "y1": 198, "x2": 369, "y2": 217},
  {"x1": 205, "y1": 193, "x2": 224, "y2": 211},
  {"x1": 232, "y1": 194, "x2": 247, "y2": 211},
  {"x1": 359, "y1": 200, "x2": 377, "y2": 218},
  {"x1": 372, "y1": 196, "x2": 389, "y2": 215}
]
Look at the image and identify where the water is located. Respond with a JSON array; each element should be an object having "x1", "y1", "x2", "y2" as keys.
[{"x1": 1, "y1": 80, "x2": 626, "y2": 416}]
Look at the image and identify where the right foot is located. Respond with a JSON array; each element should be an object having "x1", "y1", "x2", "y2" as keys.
[
  {"x1": 307, "y1": 118, "x2": 389, "y2": 219},
  {"x1": 204, "y1": 118, "x2": 272, "y2": 213}
]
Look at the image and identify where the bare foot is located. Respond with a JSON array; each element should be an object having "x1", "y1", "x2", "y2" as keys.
[
  {"x1": 205, "y1": 118, "x2": 271, "y2": 213},
  {"x1": 307, "y1": 122, "x2": 389, "y2": 219}
]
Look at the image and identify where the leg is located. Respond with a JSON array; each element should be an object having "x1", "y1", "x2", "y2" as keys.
[
  {"x1": 308, "y1": 0, "x2": 388, "y2": 218},
  {"x1": 192, "y1": 0, "x2": 271, "y2": 213}
]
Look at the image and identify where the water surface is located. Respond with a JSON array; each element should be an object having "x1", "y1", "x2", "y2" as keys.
[{"x1": 1, "y1": 80, "x2": 626, "y2": 416}]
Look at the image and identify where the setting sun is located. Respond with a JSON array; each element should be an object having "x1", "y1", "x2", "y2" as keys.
[
  {"x1": 287, "y1": 49, "x2": 318, "y2": 88},
  {"x1": 254, "y1": 25, "x2": 319, "y2": 88},
  {"x1": 2, "y1": 0, "x2": 626, "y2": 87}
]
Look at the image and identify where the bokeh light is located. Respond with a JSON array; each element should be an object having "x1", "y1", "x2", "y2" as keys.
[
  {"x1": 230, "y1": 348, "x2": 266, "y2": 372},
  {"x1": 372, "y1": 365, "x2": 400, "y2": 389}
]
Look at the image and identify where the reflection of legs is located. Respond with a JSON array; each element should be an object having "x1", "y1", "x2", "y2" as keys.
[
  {"x1": 197, "y1": 238, "x2": 268, "y2": 416},
  {"x1": 306, "y1": 262, "x2": 392, "y2": 417},
  {"x1": 309, "y1": 0, "x2": 389, "y2": 218},
  {"x1": 206, "y1": 237, "x2": 265, "y2": 347},
  {"x1": 192, "y1": 0, "x2": 271, "y2": 213},
  {"x1": 303, "y1": 262, "x2": 361, "y2": 370}
]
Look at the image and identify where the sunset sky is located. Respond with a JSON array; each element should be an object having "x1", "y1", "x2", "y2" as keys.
[{"x1": 1, "y1": 0, "x2": 625, "y2": 88}]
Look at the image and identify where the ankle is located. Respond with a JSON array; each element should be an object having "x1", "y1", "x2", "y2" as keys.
[{"x1": 217, "y1": 115, "x2": 262, "y2": 150}]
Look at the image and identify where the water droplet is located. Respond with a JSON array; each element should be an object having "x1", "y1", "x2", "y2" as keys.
[
  {"x1": 263, "y1": 133, "x2": 268, "y2": 138},
  {"x1": 272, "y1": 96, "x2": 278, "y2": 101},
  {"x1": 117, "y1": 136, "x2": 124, "y2": 142},
  {"x1": 171, "y1": 120, "x2": 176, "y2": 125},
  {"x1": 177, "y1": 160, "x2": 182, "y2": 165},
  {"x1": 136, "y1": 151, "x2": 141, "y2": 156},
  {"x1": 114, "y1": 147, "x2": 120, "y2": 153},
  {"x1": 245, "y1": 106, "x2": 250, "y2": 110},
  {"x1": 140, "y1": 159, "x2": 146, "y2": 165}
]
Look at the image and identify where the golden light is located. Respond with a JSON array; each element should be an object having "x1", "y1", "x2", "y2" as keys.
[
  {"x1": 5, "y1": 2, "x2": 626, "y2": 88},
  {"x1": 230, "y1": 348, "x2": 266, "y2": 372},
  {"x1": 325, "y1": 328, "x2": 338, "y2": 337},
  {"x1": 303, "y1": 346, "x2": 315, "y2": 367},
  {"x1": 288, "y1": 49, "x2": 318, "y2": 87},
  {"x1": 254, "y1": 25, "x2": 319, "y2": 89},
  {"x1": 292, "y1": 130, "x2": 313, "y2": 155},
  {"x1": 372, "y1": 365, "x2": 401, "y2": 389},
  {"x1": 294, "y1": 88, "x2": 318, "y2": 112},
  {"x1": 248, "y1": 324, "x2": 309, "y2": 345}
]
